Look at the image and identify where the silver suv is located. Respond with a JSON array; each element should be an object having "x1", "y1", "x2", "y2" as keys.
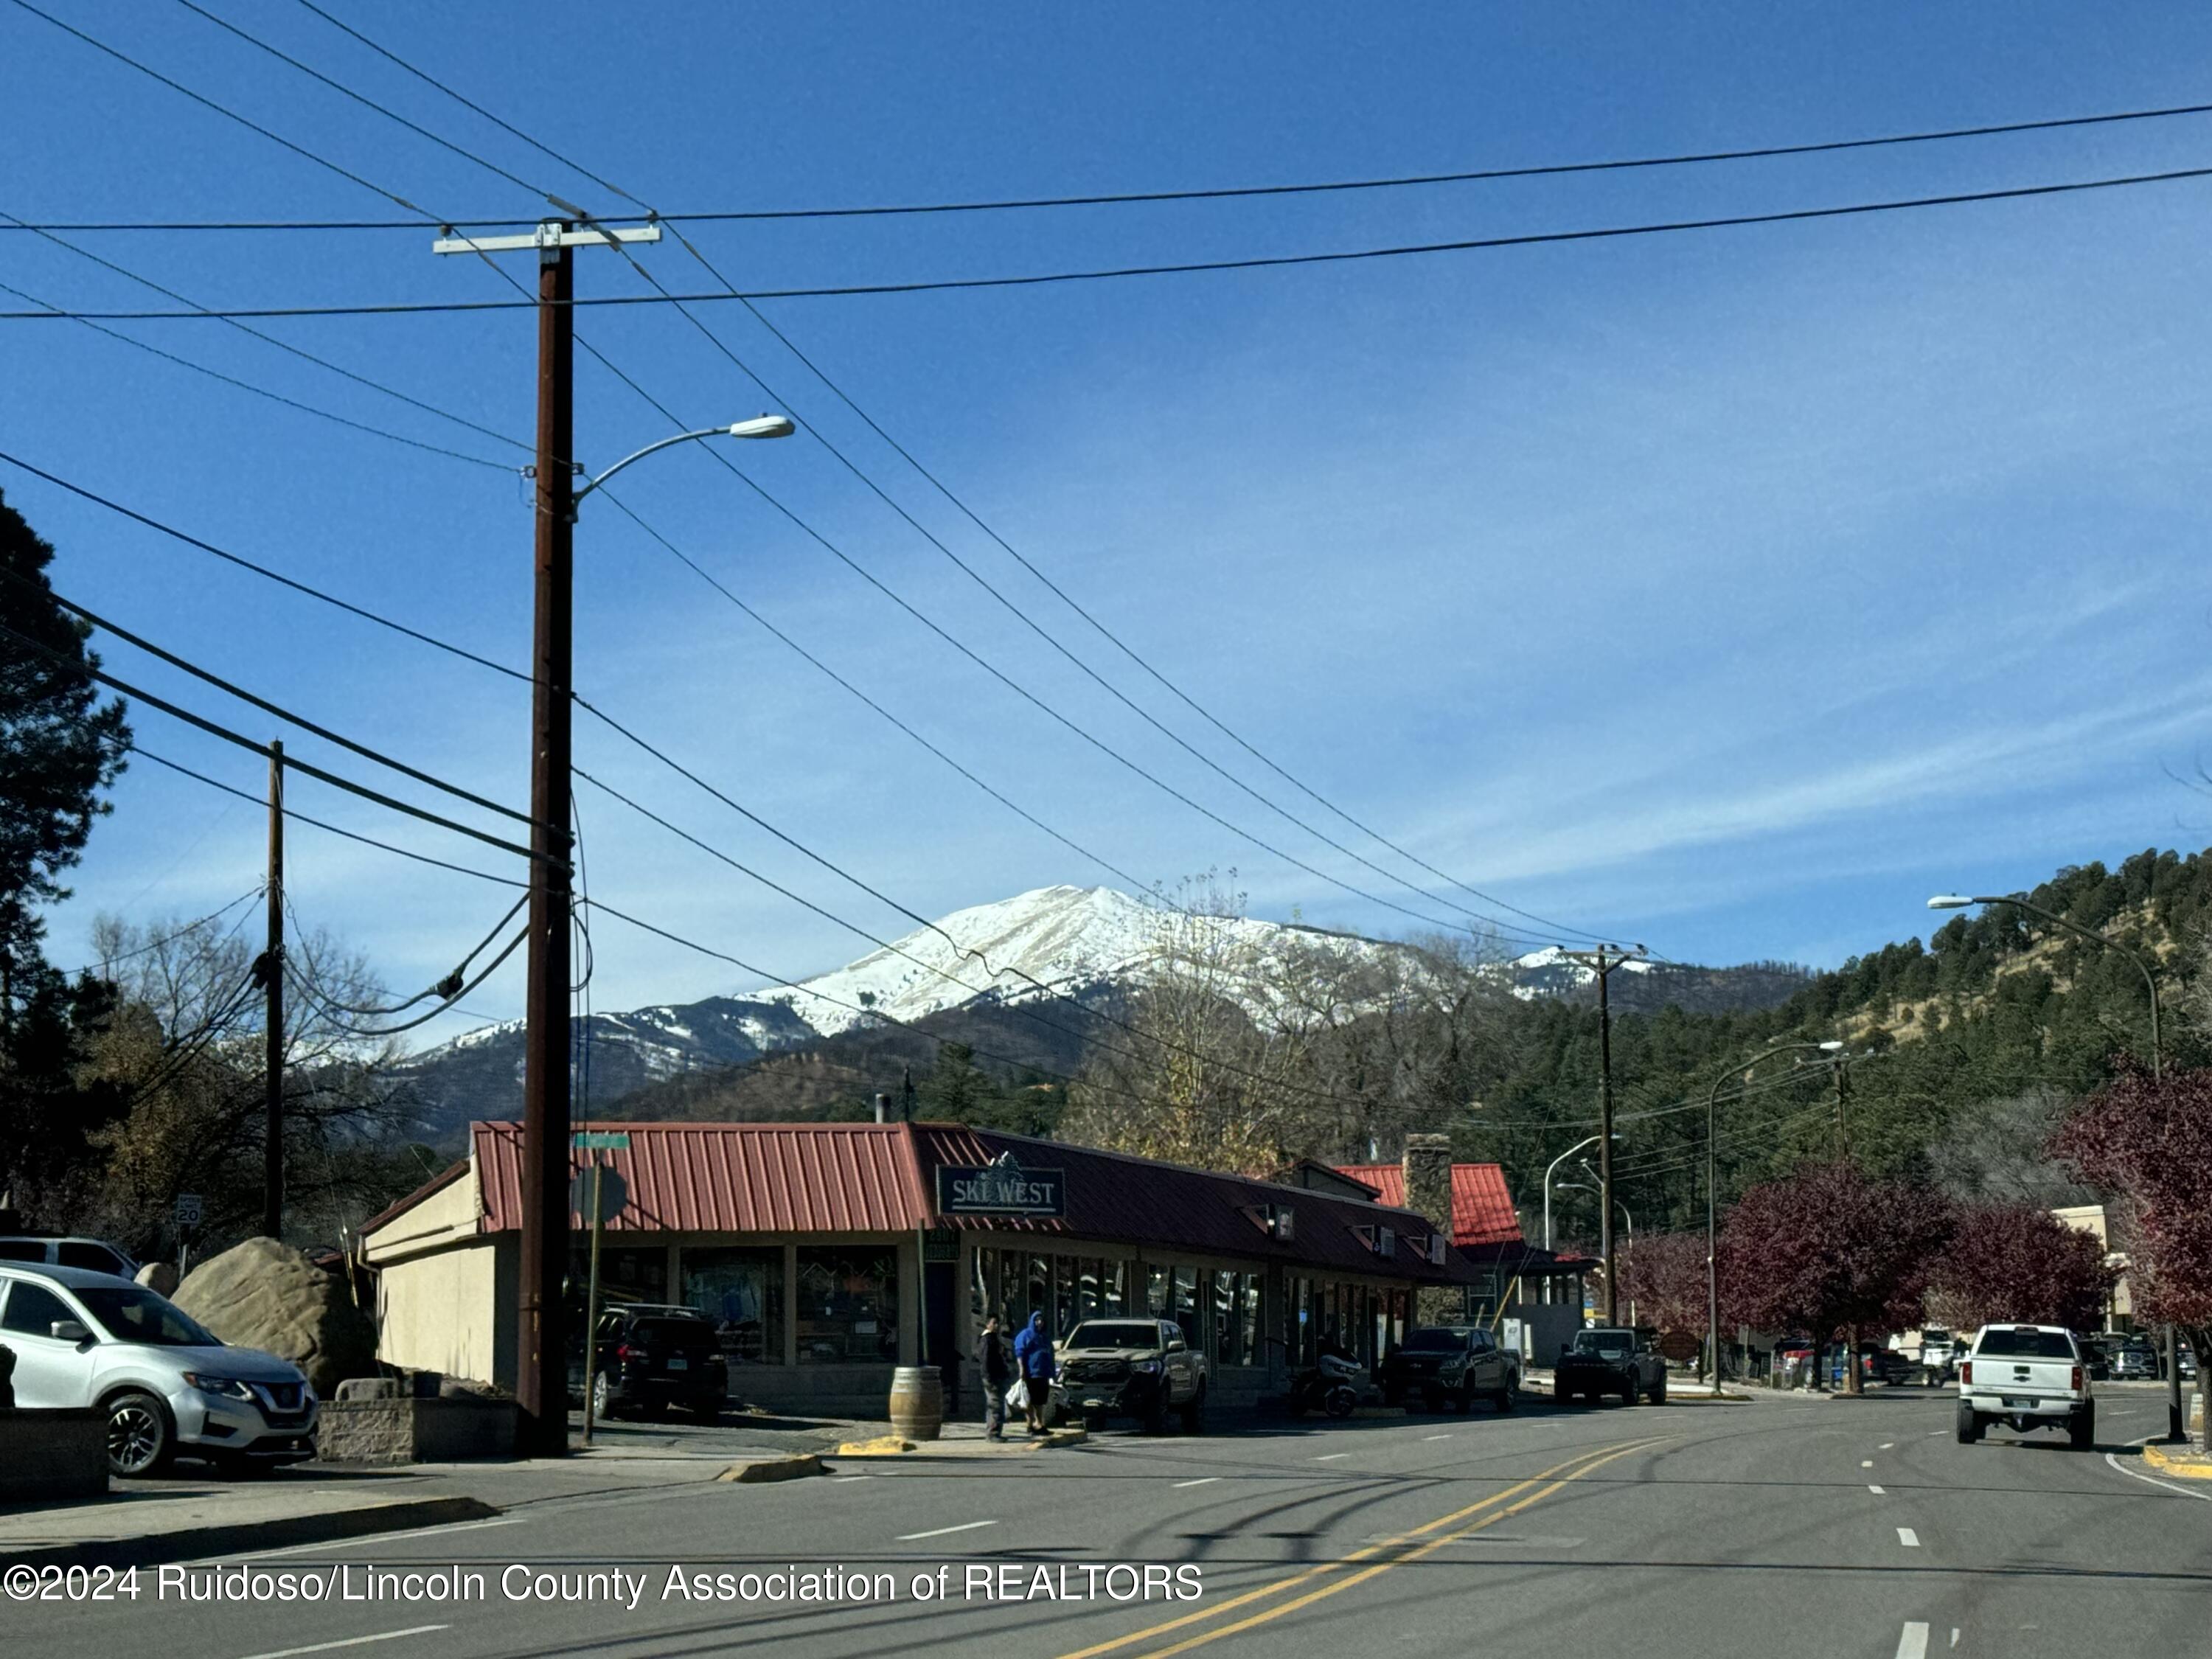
[{"x1": 0, "y1": 1263, "x2": 319, "y2": 1475}]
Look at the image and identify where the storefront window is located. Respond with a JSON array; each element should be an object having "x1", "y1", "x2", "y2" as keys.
[
  {"x1": 1239, "y1": 1273, "x2": 1260, "y2": 1366},
  {"x1": 1077, "y1": 1259, "x2": 1102, "y2": 1322},
  {"x1": 1209, "y1": 1272, "x2": 1234, "y2": 1365},
  {"x1": 1103, "y1": 1259, "x2": 1127, "y2": 1315},
  {"x1": 1171, "y1": 1266, "x2": 1198, "y2": 1346},
  {"x1": 568, "y1": 1244, "x2": 668, "y2": 1323},
  {"x1": 1026, "y1": 1255, "x2": 1051, "y2": 1330},
  {"x1": 973, "y1": 1248, "x2": 1000, "y2": 1326},
  {"x1": 795, "y1": 1245, "x2": 898, "y2": 1365},
  {"x1": 1146, "y1": 1265, "x2": 1167, "y2": 1317},
  {"x1": 1054, "y1": 1256, "x2": 1077, "y2": 1337},
  {"x1": 680, "y1": 1248, "x2": 784, "y2": 1366}
]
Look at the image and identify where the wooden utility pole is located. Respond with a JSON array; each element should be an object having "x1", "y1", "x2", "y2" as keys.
[
  {"x1": 518, "y1": 226, "x2": 577, "y2": 1457},
  {"x1": 429, "y1": 215, "x2": 666, "y2": 1458},
  {"x1": 1559, "y1": 945, "x2": 1646, "y2": 1324},
  {"x1": 261, "y1": 739, "x2": 284, "y2": 1240},
  {"x1": 1833, "y1": 1051, "x2": 1851, "y2": 1159}
]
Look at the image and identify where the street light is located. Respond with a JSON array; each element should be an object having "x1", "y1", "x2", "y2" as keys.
[
  {"x1": 1543, "y1": 1133, "x2": 1618, "y2": 1251},
  {"x1": 569, "y1": 415, "x2": 796, "y2": 516},
  {"x1": 1703, "y1": 1039, "x2": 1843, "y2": 1388},
  {"x1": 1926, "y1": 894, "x2": 2160, "y2": 1078},
  {"x1": 1929, "y1": 891, "x2": 2177, "y2": 1439}
]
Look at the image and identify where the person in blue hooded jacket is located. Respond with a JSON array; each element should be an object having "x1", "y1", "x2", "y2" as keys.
[{"x1": 1012, "y1": 1311, "x2": 1056, "y2": 1434}]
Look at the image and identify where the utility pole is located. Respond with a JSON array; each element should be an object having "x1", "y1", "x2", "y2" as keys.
[
  {"x1": 1832, "y1": 1051, "x2": 1851, "y2": 1160},
  {"x1": 260, "y1": 739, "x2": 284, "y2": 1241},
  {"x1": 431, "y1": 215, "x2": 661, "y2": 1458},
  {"x1": 1559, "y1": 945, "x2": 1646, "y2": 1324}
]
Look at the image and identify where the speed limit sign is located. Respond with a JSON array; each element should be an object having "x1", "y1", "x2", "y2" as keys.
[{"x1": 175, "y1": 1193, "x2": 203, "y2": 1228}]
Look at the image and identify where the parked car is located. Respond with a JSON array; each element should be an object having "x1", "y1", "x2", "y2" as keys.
[
  {"x1": 0, "y1": 1235, "x2": 139, "y2": 1279},
  {"x1": 0, "y1": 1262, "x2": 317, "y2": 1475},
  {"x1": 1057, "y1": 1318, "x2": 1210, "y2": 1433},
  {"x1": 1556, "y1": 1326, "x2": 1667, "y2": 1405},
  {"x1": 568, "y1": 1304, "x2": 727, "y2": 1422},
  {"x1": 1379, "y1": 1326, "x2": 1518, "y2": 1413},
  {"x1": 1957, "y1": 1323, "x2": 2094, "y2": 1449},
  {"x1": 1828, "y1": 1341, "x2": 1913, "y2": 1386}
]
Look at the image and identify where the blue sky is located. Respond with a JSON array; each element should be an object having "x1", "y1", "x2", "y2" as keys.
[{"x1": 7, "y1": 1, "x2": 2212, "y2": 1039}]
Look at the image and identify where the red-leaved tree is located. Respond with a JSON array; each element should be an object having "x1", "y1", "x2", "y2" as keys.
[
  {"x1": 1926, "y1": 1202, "x2": 2114, "y2": 1333},
  {"x1": 2050, "y1": 1065, "x2": 2212, "y2": 1450},
  {"x1": 1617, "y1": 1231, "x2": 1711, "y2": 1340},
  {"x1": 1717, "y1": 1161, "x2": 1955, "y2": 1394}
]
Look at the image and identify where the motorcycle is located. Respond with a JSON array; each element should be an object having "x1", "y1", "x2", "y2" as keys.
[{"x1": 1289, "y1": 1352, "x2": 1365, "y2": 1419}]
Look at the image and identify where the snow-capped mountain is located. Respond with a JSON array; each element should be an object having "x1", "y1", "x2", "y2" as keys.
[{"x1": 396, "y1": 885, "x2": 1805, "y2": 1140}]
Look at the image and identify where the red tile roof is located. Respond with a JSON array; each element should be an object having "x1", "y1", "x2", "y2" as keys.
[
  {"x1": 1332, "y1": 1161, "x2": 1524, "y2": 1248},
  {"x1": 470, "y1": 1121, "x2": 932, "y2": 1236}
]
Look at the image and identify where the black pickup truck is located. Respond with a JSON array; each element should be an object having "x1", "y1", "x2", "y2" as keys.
[
  {"x1": 1379, "y1": 1325, "x2": 1518, "y2": 1413},
  {"x1": 1555, "y1": 1326, "x2": 1667, "y2": 1405}
]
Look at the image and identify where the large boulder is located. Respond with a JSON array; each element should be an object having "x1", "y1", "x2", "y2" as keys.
[
  {"x1": 173, "y1": 1237, "x2": 376, "y2": 1396},
  {"x1": 136, "y1": 1260, "x2": 179, "y2": 1297}
]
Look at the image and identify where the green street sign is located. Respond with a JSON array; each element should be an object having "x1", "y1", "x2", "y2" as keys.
[{"x1": 573, "y1": 1132, "x2": 630, "y2": 1150}]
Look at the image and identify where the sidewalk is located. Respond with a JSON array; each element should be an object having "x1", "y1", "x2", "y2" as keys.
[{"x1": 0, "y1": 1445, "x2": 826, "y2": 1571}]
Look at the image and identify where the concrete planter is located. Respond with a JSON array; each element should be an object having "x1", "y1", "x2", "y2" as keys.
[
  {"x1": 316, "y1": 1396, "x2": 518, "y2": 1465},
  {"x1": 0, "y1": 1408, "x2": 108, "y2": 1505}
]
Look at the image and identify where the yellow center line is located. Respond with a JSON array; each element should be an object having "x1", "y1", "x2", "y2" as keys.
[
  {"x1": 1132, "y1": 1439, "x2": 1660, "y2": 1658},
  {"x1": 1052, "y1": 1438, "x2": 1660, "y2": 1659}
]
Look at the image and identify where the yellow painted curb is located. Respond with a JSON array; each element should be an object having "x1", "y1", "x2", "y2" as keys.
[
  {"x1": 717, "y1": 1453, "x2": 823, "y2": 1483},
  {"x1": 1042, "y1": 1427, "x2": 1088, "y2": 1447},
  {"x1": 833, "y1": 1436, "x2": 916, "y2": 1457},
  {"x1": 2142, "y1": 1444, "x2": 2212, "y2": 1480}
]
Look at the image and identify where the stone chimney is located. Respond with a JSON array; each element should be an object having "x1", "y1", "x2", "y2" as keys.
[{"x1": 1402, "y1": 1135, "x2": 1460, "y2": 1323}]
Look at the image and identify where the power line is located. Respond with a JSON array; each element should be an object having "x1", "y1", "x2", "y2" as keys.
[
  {"x1": 0, "y1": 451, "x2": 534, "y2": 684},
  {"x1": 11, "y1": 161, "x2": 2212, "y2": 322},
  {"x1": 14, "y1": 94, "x2": 2212, "y2": 232},
  {"x1": 123, "y1": 741, "x2": 526, "y2": 888},
  {"x1": 60, "y1": 886, "x2": 265, "y2": 980},
  {"x1": 278, "y1": 888, "x2": 525, "y2": 1016},
  {"x1": 0, "y1": 617, "x2": 546, "y2": 868},
  {"x1": 34, "y1": 580, "x2": 543, "y2": 832},
  {"x1": 0, "y1": 274, "x2": 509, "y2": 470},
  {"x1": 282, "y1": 11, "x2": 1624, "y2": 947}
]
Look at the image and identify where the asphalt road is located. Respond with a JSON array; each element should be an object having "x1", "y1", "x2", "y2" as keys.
[{"x1": 10, "y1": 1384, "x2": 2203, "y2": 1659}]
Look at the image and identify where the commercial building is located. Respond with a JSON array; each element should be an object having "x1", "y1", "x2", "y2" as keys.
[{"x1": 360, "y1": 1121, "x2": 1497, "y2": 1416}]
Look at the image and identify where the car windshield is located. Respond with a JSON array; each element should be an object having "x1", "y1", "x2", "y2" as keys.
[
  {"x1": 76, "y1": 1285, "x2": 219, "y2": 1348},
  {"x1": 1570, "y1": 1331, "x2": 1633, "y2": 1357},
  {"x1": 1975, "y1": 1327, "x2": 2077, "y2": 1360},
  {"x1": 1402, "y1": 1328, "x2": 1470, "y2": 1352},
  {"x1": 1066, "y1": 1322, "x2": 1158, "y2": 1350}
]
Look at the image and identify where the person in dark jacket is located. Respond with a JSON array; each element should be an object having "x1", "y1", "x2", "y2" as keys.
[
  {"x1": 978, "y1": 1315, "x2": 1010, "y2": 1441},
  {"x1": 1012, "y1": 1311, "x2": 1056, "y2": 1434}
]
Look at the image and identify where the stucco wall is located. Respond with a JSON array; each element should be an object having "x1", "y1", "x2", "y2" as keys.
[{"x1": 375, "y1": 1239, "x2": 503, "y2": 1386}]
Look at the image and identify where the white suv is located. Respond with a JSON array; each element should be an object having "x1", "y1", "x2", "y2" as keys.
[
  {"x1": 0, "y1": 1263, "x2": 319, "y2": 1475},
  {"x1": 1956, "y1": 1323, "x2": 2093, "y2": 1449}
]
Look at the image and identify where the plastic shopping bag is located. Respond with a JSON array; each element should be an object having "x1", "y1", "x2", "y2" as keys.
[{"x1": 1006, "y1": 1377, "x2": 1029, "y2": 1411}]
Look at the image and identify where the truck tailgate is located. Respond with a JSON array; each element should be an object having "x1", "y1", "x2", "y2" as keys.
[{"x1": 1970, "y1": 1356, "x2": 2074, "y2": 1399}]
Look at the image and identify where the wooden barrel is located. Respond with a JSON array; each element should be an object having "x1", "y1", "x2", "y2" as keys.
[{"x1": 888, "y1": 1366, "x2": 943, "y2": 1441}]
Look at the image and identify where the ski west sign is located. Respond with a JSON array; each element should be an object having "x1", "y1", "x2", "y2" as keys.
[{"x1": 936, "y1": 1157, "x2": 1066, "y2": 1219}]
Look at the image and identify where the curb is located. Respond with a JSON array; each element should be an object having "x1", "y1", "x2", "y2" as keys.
[
  {"x1": 0, "y1": 1495, "x2": 501, "y2": 1571},
  {"x1": 833, "y1": 1436, "x2": 914, "y2": 1458},
  {"x1": 717, "y1": 1453, "x2": 823, "y2": 1484},
  {"x1": 2142, "y1": 1444, "x2": 2212, "y2": 1481}
]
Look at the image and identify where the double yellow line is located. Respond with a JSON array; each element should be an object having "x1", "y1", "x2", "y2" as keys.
[{"x1": 1059, "y1": 1436, "x2": 1663, "y2": 1659}]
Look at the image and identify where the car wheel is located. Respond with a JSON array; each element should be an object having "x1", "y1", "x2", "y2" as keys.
[
  {"x1": 591, "y1": 1371, "x2": 616, "y2": 1421},
  {"x1": 2068, "y1": 1405, "x2": 2095, "y2": 1450},
  {"x1": 690, "y1": 1402, "x2": 723, "y2": 1425},
  {"x1": 1651, "y1": 1377, "x2": 1667, "y2": 1406},
  {"x1": 105, "y1": 1389, "x2": 175, "y2": 1478},
  {"x1": 1142, "y1": 1394, "x2": 1167, "y2": 1436},
  {"x1": 1494, "y1": 1380, "x2": 1516, "y2": 1413},
  {"x1": 1620, "y1": 1382, "x2": 1637, "y2": 1406},
  {"x1": 1955, "y1": 1402, "x2": 1983, "y2": 1444},
  {"x1": 1180, "y1": 1384, "x2": 1206, "y2": 1435}
]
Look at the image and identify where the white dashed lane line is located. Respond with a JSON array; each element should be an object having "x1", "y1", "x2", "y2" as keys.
[
  {"x1": 1895, "y1": 1621, "x2": 1930, "y2": 1659},
  {"x1": 1422, "y1": 1434, "x2": 1455, "y2": 1441},
  {"x1": 898, "y1": 1520, "x2": 998, "y2": 1541},
  {"x1": 1868, "y1": 1484, "x2": 1885, "y2": 1494},
  {"x1": 1879, "y1": 1441, "x2": 1896, "y2": 1450},
  {"x1": 235, "y1": 1630, "x2": 453, "y2": 1659},
  {"x1": 1173, "y1": 1477, "x2": 1220, "y2": 1489},
  {"x1": 1896, "y1": 1527, "x2": 1921, "y2": 1548},
  {"x1": 1314, "y1": 1453, "x2": 1351, "y2": 1461},
  {"x1": 1861, "y1": 1459, "x2": 1875, "y2": 1468}
]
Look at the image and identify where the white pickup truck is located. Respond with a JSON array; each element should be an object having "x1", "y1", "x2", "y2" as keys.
[{"x1": 1956, "y1": 1324, "x2": 2094, "y2": 1449}]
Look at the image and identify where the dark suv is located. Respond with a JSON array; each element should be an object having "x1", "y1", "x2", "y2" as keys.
[
  {"x1": 569, "y1": 1304, "x2": 727, "y2": 1422},
  {"x1": 1380, "y1": 1326, "x2": 1518, "y2": 1413}
]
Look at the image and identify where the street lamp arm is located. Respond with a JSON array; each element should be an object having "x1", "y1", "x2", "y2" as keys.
[
  {"x1": 569, "y1": 414, "x2": 796, "y2": 514},
  {"x1": 1955, "y1": 894, "x2": 2163, "y2": 1079}
]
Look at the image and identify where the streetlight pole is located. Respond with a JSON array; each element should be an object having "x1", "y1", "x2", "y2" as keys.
[
  {"x1": 1701, "y1": 1040, "x2": 1842, "y2": 1388},
  {"x1": 1928, "y1": 891, "x2": 2174, "y2": 1439},
  {"x1": 1543, "y1": 1134, "x2": 1605, "y2": 1251}
]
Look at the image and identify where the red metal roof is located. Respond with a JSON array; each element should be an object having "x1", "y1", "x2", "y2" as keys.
[
  {"x1": 1332, "y1": 1161, "x2": 1524, "y2": 1248},
  {"x1": 470, "y1": 1121, "x2": 932, "y2": 1236}
]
